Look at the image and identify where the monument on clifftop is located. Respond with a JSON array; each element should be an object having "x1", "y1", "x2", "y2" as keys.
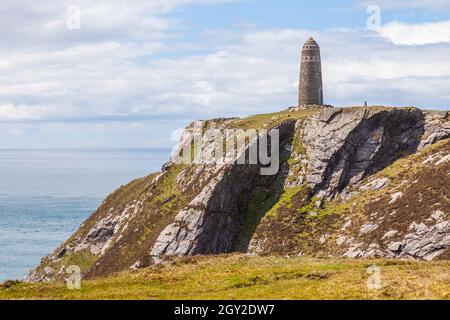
[{"x1": 299, "y1": 37, "x2": 323, "y2": 107}]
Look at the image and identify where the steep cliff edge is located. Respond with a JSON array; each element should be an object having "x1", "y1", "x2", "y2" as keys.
[{"x1": 26, "y1": 106, "x2": 450, "y2": 282}]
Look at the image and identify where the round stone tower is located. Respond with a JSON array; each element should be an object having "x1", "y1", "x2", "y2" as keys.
[{"x1": 299, "y1": 37, "x2": 323, "y2": 107}]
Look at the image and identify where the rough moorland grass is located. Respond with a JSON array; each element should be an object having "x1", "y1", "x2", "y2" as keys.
[
  {"x1": 231, "y1": 108, "x2": 319, "y2": 130},
  {"x1": 1, "y1": 255, "x2": 449, "y2": 300}
]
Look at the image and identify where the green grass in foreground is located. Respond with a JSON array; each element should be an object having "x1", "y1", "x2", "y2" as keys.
[{"x1": 1, "y1": 255, "x2": 449, "y2": 300}]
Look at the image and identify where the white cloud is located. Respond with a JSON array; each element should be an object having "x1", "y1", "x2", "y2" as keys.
[
  {"x1": 376, "y1": 20, "x2": 450, "y2": 45},
  {"x1": 0, "y1": 0, "x2": 234, "y2": 48},
  {"x1": 0, "y1": 1, "x2": 449, "y2": 148}
]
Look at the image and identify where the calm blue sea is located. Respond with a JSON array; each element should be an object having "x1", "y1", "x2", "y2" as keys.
[{"x1": 0, "y1": 149, "x2": 170, "y2": 282}]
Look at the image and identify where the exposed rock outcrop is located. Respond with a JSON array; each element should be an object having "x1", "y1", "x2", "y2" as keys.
[
  {"x1": 26, "y1": 106, "x2": 450, "y2": 282},
  {"x1": 303, "y1": 108, "x2": 432, "y2": 199},
  {"x1": 150, "y1": 120, "x2": 296, "y2": 262}
]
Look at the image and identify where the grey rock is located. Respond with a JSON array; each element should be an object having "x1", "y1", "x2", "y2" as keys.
[
  {"x1": 359, "y1": 223, "x2": 379, "y2": 235},
  {"x1": 382, "y1": 230, "x2": 398, "y2": 239},
  {"x1": 336, "y1": 235, "x2": 347, "y2": 246},
  {"x1": 384, "y1": 220, "x2": 449, "y2": 259},
  {"x1": 389, "y1": 192, "x2": 403, "y2": 204},
  {"x1": 418, "y1": 111, "x2": 450, "y2": 150},
  {"x1": 344, "y1": 245, "x2": 364, "y2": 258},
  {"x1": 43, "y1": 266, "x2": 55, "y2": 275},
  {"x1": 388, "y1": 242, "x2": 402, "y2": 252},
  {"x1": 360, "y1": 178, "x2": 390, "y2": 191},
  {"x1": 303, "y1": 108, "x2": 447, "y2": 199}
]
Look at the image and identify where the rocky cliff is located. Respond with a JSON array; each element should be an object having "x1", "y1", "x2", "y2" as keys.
[{"x1": 26, "y1": 106, "x2": 450, "y2": 282}]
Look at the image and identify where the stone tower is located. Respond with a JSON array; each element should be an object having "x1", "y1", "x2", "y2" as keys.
[{"x1": 299, "y1": 37, "x2": 323, "y2": 106}]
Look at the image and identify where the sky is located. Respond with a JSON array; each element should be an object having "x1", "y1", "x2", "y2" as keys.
[{"x1": 0, "y1": 0, "x2": 449, "y2": 149}]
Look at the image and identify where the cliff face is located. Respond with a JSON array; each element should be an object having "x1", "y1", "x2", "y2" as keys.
[
  {"x1": 249, "y1": 108, "x2": 449, "y2": 260},
  {"x1": 26, "y1": 106, "x2": 450, "y2": 282}
]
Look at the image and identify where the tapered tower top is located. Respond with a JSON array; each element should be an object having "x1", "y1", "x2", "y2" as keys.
[{"x1": 304, "y1": 37, "x2": 319, "y2": 46}]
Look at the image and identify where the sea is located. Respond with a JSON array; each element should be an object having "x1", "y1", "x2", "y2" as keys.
[{"x1": 0, "y1": 149, "x2": 171, "y2": 282}]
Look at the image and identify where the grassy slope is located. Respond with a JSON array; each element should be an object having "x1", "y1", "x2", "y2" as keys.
[{"x1": 1, "y1": 255, "x2": 449, "y2": 300}]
